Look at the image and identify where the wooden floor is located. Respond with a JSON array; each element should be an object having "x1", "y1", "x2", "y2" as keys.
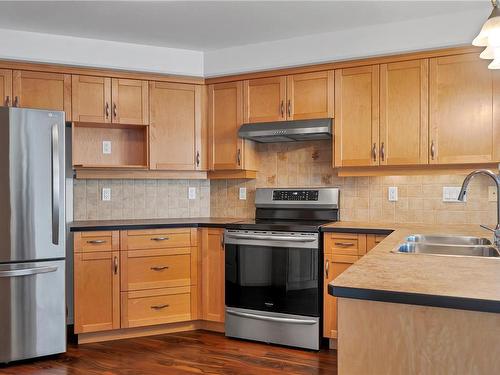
[{"x1": 0, "y1": 330, "x2": 337, "y2": 375}]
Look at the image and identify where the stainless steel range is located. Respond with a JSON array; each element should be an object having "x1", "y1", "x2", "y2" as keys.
[{"x1": 224, "y1": 188, "x2": 339, "y2": 350}]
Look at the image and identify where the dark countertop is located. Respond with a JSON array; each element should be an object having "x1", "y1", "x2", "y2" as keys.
[{"x1": 70, "y1": 217, "x2": 245, "y2": 232}]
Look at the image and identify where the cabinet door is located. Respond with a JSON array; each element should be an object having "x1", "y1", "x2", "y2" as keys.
[
  {"x1": 287, "y1": 71, "x2": 334, "y2": 120},
  {"x1": 429, "y1": 54, "x2": 498, "y2": 164},
  {"x1": 201, "y1": 228, "x2": 225, "y2": 323},
  {"x1": 323, "y1": 254, "x2": 357, "y2": 339},
  {"x1": 72, "y1": 75, "x2": 111, "y2": 123},
  {"x1": 74, "y1": 251, "x2": 120, "y2": 333},
  {"x1": 366, "y1": 234, "x2": 387, "y2": 252},
  {"x1": 243, "y1": 76, "x2": 286, "y2": 123},
  {"x1": 150, "y1": 82, "x2": 202, "y2": 170},
  {"x1": 111, "y1": 78, "x2": 149, "y2": 125},
  {"x1": 13, "y1": 70, "x2": 71, "y2": 120},
  {"x1": 334, "y1": 65, "x2": 379, "y2": 167},
  {"x1": 0, "y1": 69, "x2": 12, "y2": 107},
  {"x1": 209, "y1": 82, "x2": 245, "y2": 170},
  {"x1": 380, "y1": 60, "x2": 428, "y2": 165}
]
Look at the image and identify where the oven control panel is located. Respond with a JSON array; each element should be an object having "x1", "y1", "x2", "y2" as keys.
[{"x1": 272, "y1": 190, "x2": 319, "y2": 201}]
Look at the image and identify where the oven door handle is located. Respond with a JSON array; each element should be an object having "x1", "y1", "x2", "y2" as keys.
[
  {"x1": 226, "y1": 309, "x2": 317, "y2": 325},
  {"x1": 225, "y1": 233, "x2": 316, "y2": 242}
]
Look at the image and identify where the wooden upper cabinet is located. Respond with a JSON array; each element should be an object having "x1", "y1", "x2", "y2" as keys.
[
  {"x1": 150, "y1": 82, "x2": 203, "y2": 170},
  {"x1": 380, "y1": 60, "x2": 429, "y2": 166},
  {"x1": 72, "y1": 75, "x2": 111, "y2": 123},
  {"x1": 0, "y1": 69, "x2": 12, "y2": 107},
  {"x1": 286, "y1": 71, "x2": 334, "y2": 120},
  {"x1": 244, "y1": 76, "x2": 286, "y2": 123},
  {"x1": 201, "y1": 228, "x2": 225, "y2": 323},
  {"x1": 13, "y1": 70, "x2": 71, "y2": 120},
  {"x1": 74, "y1": 250, "x2": 120, "y2": 334},
  {"x1": 111, "y1": 78, "x2": 149, "y2": 125},
  {"x1": 334, "y1": 65, "x2": 380, "y2": 167},
  {"x1": 429, "y1": 53, "x2": 499, "y2": 164},
  {"x1": 209, "y1": 82, "x2": 256, "y2": 171}
]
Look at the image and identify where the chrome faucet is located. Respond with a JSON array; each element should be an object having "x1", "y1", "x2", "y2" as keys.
[{"x1": 458, "y1": 169, "x2": 500, "y2": 248}]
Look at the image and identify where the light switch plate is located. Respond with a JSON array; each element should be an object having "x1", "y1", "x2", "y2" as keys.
[
  {"x1": 443, "y1": 186, "x2": 465, "y2": 202},
  {"x1": 239, "y1": 187, "x2": 247, "y2": 200},
  {"x1": 388, "y1": 186, "x2": 398, "y2": 202},
  {"x1": 188, "y1": 187, "x2": 196, "y2": 200},
  {"x1": 489, "y1": 186, "x2": 497, "y2": 202},
  {"x1": 102, "y1": 140, "x2": 112, "y2": 154},
  {"x1": 101, "y1": 188, "x2": 111, "y2": 201}
]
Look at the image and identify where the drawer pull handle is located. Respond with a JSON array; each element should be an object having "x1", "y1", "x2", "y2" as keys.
[
  {"x1": 334, "y1": 242, "x2": 355, "y2": 247},
  {"x1": 150, "y1": 266, "x2": 169, "y2": 271},
  {"x1": 151, "y1": 304, "x2": 169, "y2": 310},
  {"x1": 151, "y1": 237, "x2": 169, "y2": 241},
  {"x1": 87, "y1": 240, "x2": 106, "y2": 244}
]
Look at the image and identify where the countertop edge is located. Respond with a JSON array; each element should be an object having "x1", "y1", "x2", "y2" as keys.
[
  {"x1": 328, "y1": 284, "x2": 500, "y2": 314},
  {"x1": 70, "y1": 222, "x2": 233, "y2": 232}
]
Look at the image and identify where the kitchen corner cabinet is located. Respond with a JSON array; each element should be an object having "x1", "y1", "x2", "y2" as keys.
[
  {"x1": 13, "y1": 70, "x2": 71, "y2": 120},
  {"x1": 243, "y1": 71, "x2": 334, "y2": 123},
  {"x1": 150, "y1": 81, "x2": 205, "y2": 170},
  {"x1": 74, "y1": 231, "x2": 121, "y2": 334},
  {"x1": 429, "y1": 53, "x2": 500, "y2": 164},
  {"x1": 323, "y1": 232, "x2": 386, "y2": 339},
  {"x1": 201, "y1": 228, "x2": 225, "y2": 323},
  {"x1": 208, "y1": 82, "x2": 257, "y2": 171},
  {"x1": 334, "y1": 65, "x2": 380, "y2": 167},
  {"x1": 0, "y1": 69, "x2": 12, "y2": 107},
  {"x1": 72, "y1": 75, "x2": 148, "y2": 125}
]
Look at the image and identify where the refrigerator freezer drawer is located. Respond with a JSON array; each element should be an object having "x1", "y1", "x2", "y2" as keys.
[{"x1": 0, "y1": 260, "x2": 66, "y2": 363}]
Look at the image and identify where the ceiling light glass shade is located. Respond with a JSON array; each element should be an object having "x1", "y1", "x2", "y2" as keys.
[
  {"x1": 473, "y1": 2, "x2": 500, "y2": 55},
  {"x1": 488, "y1": 58, "x2": 500, "y2": 68},
  {"x1": 480, "y1": 46, "x2": 496, "y2": 59}
]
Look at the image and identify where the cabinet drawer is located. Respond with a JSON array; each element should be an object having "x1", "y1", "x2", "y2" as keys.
[
  {"x1": 74, "y1": 231, "x2": 119, "y2": 253},
  {"x1": 324, "y1": 233, "x2": 366, "y2": 256},
  {"x1": 121, "y1": 228, "x2": 192, "y2": 250},
  {"x1": 121, "y1": 250, "x2": 191, "y2": 291},
  {"x1": 121, "y1": 287, "x2": 191, "y2": 328}
]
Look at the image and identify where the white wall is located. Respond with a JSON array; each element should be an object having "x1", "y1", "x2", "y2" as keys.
[
  {"x1": 204, "y1": 8, "x2": 489, "y2": 77},
  {"x1": 0, "y1": 28, "x2": 204, "y2": 77}
]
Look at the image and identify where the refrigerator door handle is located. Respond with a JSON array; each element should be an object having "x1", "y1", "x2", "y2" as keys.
[
  {"x1": 51, "y1": 123, "x2": 60, "y2": 245},
  {"x1": 0, "y1": 265, "x2": 58, "y2": 277}
]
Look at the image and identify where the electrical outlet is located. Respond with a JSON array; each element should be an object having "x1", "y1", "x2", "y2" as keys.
[
  {"x1": 388, "y1": 186, "x2": 398, "y2": 202},
  {"x1": 102, "y1": 140, "x2": 112, "y2": 154},
  {"x1": 101, "y1": 188, "x2": 111, "y2": 201},
  {"x1": 443, "y1": 187, "x2": 465, "y2": 202},
  {"x1": 188, "y1": 187, "x2": 196, "y2": 200},
  {"x1": 489, "y1": 186, "x2": 498, "y2": 202},
  {"x1": 239, "y1": 187, "x2": 247, "y2": 200}
]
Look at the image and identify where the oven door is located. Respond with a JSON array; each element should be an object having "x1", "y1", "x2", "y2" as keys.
[{"x1": 224, "y1": 230, "x2": 320, "y2": 317}]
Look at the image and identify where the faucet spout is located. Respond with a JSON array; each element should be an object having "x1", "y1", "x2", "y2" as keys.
[{"x1": 458, "y1": 169, "x2": 500, "y2": 247}]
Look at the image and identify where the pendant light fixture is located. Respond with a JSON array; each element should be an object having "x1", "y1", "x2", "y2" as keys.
[{"x1": 473, "y1": 0, "x2": 500, "y2": 68}]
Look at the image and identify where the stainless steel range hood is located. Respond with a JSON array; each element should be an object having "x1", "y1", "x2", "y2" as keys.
[{"x1": 238, "y1": 118, "x2": 332, "y2": 143}]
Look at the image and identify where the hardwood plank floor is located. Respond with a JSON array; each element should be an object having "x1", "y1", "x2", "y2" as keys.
[{"x1": 0, "y1": 330, "x2": 337, "y2": 375}]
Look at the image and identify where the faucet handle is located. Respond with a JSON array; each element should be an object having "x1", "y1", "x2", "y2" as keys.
[{"x1": 480, "y1": 224, "x2": 495, "y2": 232}]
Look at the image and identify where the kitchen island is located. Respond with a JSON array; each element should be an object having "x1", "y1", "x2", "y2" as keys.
[{"x1": 324, "y1": 222, "x2": 500, "y2": 375}]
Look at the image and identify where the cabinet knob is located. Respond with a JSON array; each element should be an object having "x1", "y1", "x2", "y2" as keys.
[
  {"x1": 371, "y1": 143, "x2": 377, "y2": 162},
  {"x1": 13, "y1": 96, "x2": 19, "y2": 107},
  {"x1": 280, "y1": 100, "x2": 284, "y2": 117},
  {"x1": 150, "y1": 265, "x2": 169, "y2": 271},
  {"x1": 287, "y1": 99, "x2": 291, "y2": 117},
  {"x1": 113, "y1": 103, "x2": 117, "y2": 119},
  {"x1": 430, "y1": 140, "x2": 436, "y2": 160},
  {"x1": 196, "y1": 151, "x2": 200, "y2": 167},
  {"x1": 237, "y1": 148, "x2": 241, "y2": 166},
  {"x1": 4, "y1": 95, "x2": 9, "y2": 106},
  {"x1": 151, "y1": 304, "x2": 169, "y2": 310},
  {"x1": 325, "y1": 259, "x2": 329, "y2": 278},
  {"x1": 113, "y1": 256, "x2": 118, "y2": 275},
  {"x1": 380, "y1": 142, "x2": 385, "y2": 162},
  {"x1": 105, "y1": 102, "x2": 109, "y2": 119}
]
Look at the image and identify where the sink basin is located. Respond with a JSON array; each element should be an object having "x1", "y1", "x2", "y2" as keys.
[
  {"x1": 406, "y1": 234, "x2": 492, "y2": 246},
  {"x1": 396, "y1": 242, "x2": 500, "y2": 257}
]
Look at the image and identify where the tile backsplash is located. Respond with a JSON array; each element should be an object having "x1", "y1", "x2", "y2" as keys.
[
  {"x1": 74, "y1": 140, "x2": 497, "y2": 226},
  {"x1": 210, "y1": 141, "x2": 498, "y2": 226},
  {"x1": 74, "y1": 179, "x2": 210, "y2": 220}
]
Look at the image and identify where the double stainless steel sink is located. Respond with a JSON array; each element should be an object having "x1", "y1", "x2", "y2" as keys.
[{"x1": 395, "y1": 234, "x2": 500, "y2": 258}]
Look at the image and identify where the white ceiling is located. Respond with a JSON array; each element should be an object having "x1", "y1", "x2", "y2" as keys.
[{"x1": 0, "y1": 1, "x2": 486, "y2": 52}]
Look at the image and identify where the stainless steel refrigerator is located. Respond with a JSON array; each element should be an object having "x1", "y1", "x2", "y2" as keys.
[{"x1": 0, "y1": 107, "x2": 66, "y2": 363}]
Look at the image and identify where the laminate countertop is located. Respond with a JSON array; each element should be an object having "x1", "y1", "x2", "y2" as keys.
[
  {"x1": 70, "y1": 217, "x2": 245, "y2": 232},
  {"x1": 325, "y1": 222, "x2": 500, "y2": 313}
]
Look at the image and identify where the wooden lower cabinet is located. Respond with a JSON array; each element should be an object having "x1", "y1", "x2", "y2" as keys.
[
  {"x1": 323, "y1": 232, "x2": 388, "y2": 339},
  {"x1": 201, "y1": 228, "x2": 225, "y2": 323},
  {"x1": 121, "y1": 286, "x2": 192, "y2": 328}
]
